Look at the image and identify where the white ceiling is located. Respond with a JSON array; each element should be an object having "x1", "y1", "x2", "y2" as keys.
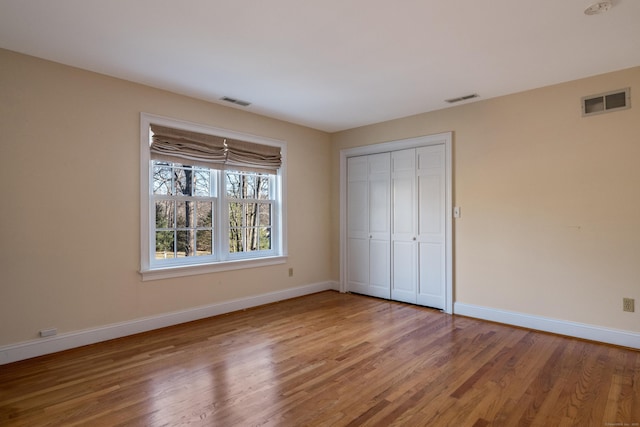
[{"x1": 1, "y1": 1, "x2": 639, "y2": 132}]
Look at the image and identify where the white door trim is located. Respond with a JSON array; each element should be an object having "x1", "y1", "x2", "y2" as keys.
[{"x1": 340, "y1": 132, "x2": 453, "y2": 314}]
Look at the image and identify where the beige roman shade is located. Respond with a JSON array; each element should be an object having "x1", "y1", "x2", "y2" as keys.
[
  {"x1": 225, "y1": 139, "x2": 282, "y2": 174},
  {"x1": 150, "y1": 124, "x2": 281, "y2": 173}
]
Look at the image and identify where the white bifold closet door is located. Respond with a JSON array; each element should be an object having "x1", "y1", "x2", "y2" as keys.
[
  {"x1": 348, "y1": 144, "x2": 446, "y2": 310},
  {"x1": 346, "y1": 153, "x2": 391, "y2": 300},
  {"x1": 391, "y1": 146, "x2": 446, "y2": 308}
]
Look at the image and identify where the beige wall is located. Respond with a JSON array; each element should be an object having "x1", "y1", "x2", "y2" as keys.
[
  {"x1": 0, "y1": 49, "x2": 332, "y2": 346},
  {"x1": 331, "y1": 66, "x2": 640, "y2": 332},
  {"x1": 1, "y1": 46, "x2": 638, "y2": 349}
]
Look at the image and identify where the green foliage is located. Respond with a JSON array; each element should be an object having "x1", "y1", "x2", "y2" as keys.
[{"x1": 155, "y1": 203, "x2": 173, "y2": 253}]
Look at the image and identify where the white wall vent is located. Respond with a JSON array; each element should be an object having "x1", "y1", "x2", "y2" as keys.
[{"x1": 582, "y1": 88, "x2": 630, "y2": 117}]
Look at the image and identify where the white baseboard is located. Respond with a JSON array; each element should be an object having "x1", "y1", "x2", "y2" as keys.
[
  {"x1": 454, "y1": 302, "x2": 640, "y2": 350},
  {"x1": 0, "y1": 281, "x2": 339, "y2": 365}
]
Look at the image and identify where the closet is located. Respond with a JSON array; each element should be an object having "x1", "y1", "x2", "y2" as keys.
[{"x1": 345, "y1": 135, "x2": 449, "y2": 311}]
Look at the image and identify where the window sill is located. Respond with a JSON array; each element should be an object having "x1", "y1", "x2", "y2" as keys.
[{"x1": 140, "y1": 255, "x2": 288, "y2": 281}]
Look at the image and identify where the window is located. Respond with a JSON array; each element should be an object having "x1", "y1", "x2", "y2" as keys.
[
  {"x1": 226, "y1": 171, "x2": 275, "y2": 254},
  {"x1": 140, "y1": 113, "x2": 287, "y2": 280},
  {"x1": 153, "y1": 162, "x2": 216, "y2": 261}
]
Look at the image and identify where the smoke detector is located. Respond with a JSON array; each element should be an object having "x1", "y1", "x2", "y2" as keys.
[{"x1": 584, "y1": 1, "x2": 612, "y2": 15}]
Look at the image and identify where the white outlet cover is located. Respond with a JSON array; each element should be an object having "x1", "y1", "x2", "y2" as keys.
[{"x1": 39, "y1": 328, "x2": 57, "y2": 337}]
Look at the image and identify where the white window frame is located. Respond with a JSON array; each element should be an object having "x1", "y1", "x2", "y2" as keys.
[
  {"x1": 224, "y1": 170, "x2": 279, "y2": 261},
  {"x1": 151, "y1": 164, "x2": 218, "y2": 266},
  {"x1": 140, "y1": 113, "x2": 287, "y2": 281}
]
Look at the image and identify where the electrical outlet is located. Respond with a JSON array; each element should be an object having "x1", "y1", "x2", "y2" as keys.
[
  {"x1": 623, "y1": 298, "x2": 635, "y2": 313},
  {"x1": 288, "y1": 268, "x2": 293, "y2": 277},
  {"x1": 39, "y1": 328, "x2": 57, "y2": 337}
]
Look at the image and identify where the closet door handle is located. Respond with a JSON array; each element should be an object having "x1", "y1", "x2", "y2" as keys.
[{"x1": 413, "y1": 237, "x2": 416, "y2": 241}]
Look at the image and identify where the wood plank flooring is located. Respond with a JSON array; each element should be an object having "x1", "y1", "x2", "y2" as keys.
[{"x1": 1, "y1": 291, "x2": 638, "y2": 426}]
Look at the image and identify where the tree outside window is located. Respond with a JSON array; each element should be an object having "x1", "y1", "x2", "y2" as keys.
[
  {"x1": 226, "y1": 171, "x2": 272, "y2": 253},
  {"x1": 153, "y1": 162, "x2": 214, "y2": 259}
]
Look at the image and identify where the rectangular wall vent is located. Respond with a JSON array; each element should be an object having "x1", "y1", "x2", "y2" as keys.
[
  {"x1": 220, "y1": 96, "x2": 251, "y2": 107},
  {"x1": 582, "y1": 88, "x2": 630, "y2": 117},
  {"x1": 445, "y1": 93, "x2": 479, "y2": 103}
]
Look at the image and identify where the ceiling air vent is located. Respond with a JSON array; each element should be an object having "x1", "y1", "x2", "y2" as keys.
[
  {"x1": 445, "y1": 93, "x2": 479, "y2": 104},
  {"x1": 220, "y1": 96, "x2": 251, "y2": 107},
  {"x1": 582, "y1": 88, "x2": 630, "y2": 117}
]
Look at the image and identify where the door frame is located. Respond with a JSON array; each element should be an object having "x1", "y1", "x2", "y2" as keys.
[{"x1": 340, "y1": 132, "x2": 454, "y2": 314}]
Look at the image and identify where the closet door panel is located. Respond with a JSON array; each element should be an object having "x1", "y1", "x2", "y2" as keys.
[
  {"x1": 369, "y1": 178, "x2": 389, "y2": 237},
  {"x1": 367, "y1": 153, "x2": 391, "y2": 298},
  {"x1": 369, "y1": 239, "x2": 391, "y2": 298},
  {"x1": 368, "y1": 153, "x2": 390, "y2": 239},
  {"x1": 347, "y1": 156, "x2": 370, "y2": 294},
  {"x1": 418, "y1": 242, "x2": 444, "y2": 307},
  {"x1": 347, "y1": 238, "x2": 369, "y2": 294},
  {"x1": 416, "y1": 145, "x2": 446, "y2": 309},
  {"x1": 347, "y1": 181, "x2": 368, "y2": 246},
  {"x1": 392, "y1": 241, "x2": 417, "y2": 303},
  {"x1": 418, "y1": 174, "x2": 443, "y2": 236},
  {"x1": 347, "y1": 153, "x2": 390, "y2": 299},
  {"x1": 391, "y1": 149, "x2": 417, "y2": 303},
  {"x1": 347, "y1": 157, "x2": 369, "y2": 239},
  {"x1": 393, "y1": 182, "x2": 413, "y2": 234}
]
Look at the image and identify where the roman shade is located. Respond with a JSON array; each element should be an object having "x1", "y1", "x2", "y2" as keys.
[
  {"x1": 150, "y1": 124, "x2": 281, "y2": 173},
  {"x1": 225, "y1": 139, "x2": 282, "y2": 173}
]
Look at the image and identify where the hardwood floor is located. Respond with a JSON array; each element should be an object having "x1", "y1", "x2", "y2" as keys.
[{"x1": 1, "y1": 291, "x2": 638, "y2": 426}]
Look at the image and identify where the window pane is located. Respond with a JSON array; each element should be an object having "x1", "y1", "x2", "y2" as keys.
[
  {"x1": 155, "y1": 200, "x2": 175, "y2": 228},
  {"x1": 245, "y1": 203, "x2": 258, "y2": 228},
  {"x1": 176, "y1": 201, "x2": 195, "y2": 228},
  {"x1": 229, "y1": 228, "x2": 243, "y2": 253},
  {"x1": 243, "y1": 227, "x2": 254, "y2": 251},
  {"x1": 153, "y1": 163, "x2": 173, "y2": 195},
  {"x1": 176, "y1": 230, "x2": 195, "y2": 257},
  {"x1": 174, "y1": 167, "x2": 195, "y2": 196},
  {"x1": 155, "y1": 231, "x2": 174, "y2": 259},
  {"x1": 229, "y1": 202, "x2": 243, "y2": 227},
  {"x1": 226, "y1": 172, "x2": 267, "y2": 199},
  {"x1": 226, "y1": 200, "x2": 272, "y2": 253},
  {"x1": 257, "y1": 176, "x2": 270, "y2": 200},
  {"x1": 194, "y1": 168, "x2": 211, "y2": 197},
  {"x1": 259, "y1": 227, "x2": 271, "y2": 250},
  {"x1": 196, "y1": 201, "x2": 213, "y2": 227},
  {"x1": 258, "y1": 203, "x2": 271, "y2": 226},
  {"x1": 196, "y1": 230, "x2": 212, "y2": 256},
  {"x1": 242, "y1": 175, "x2": 257, "y2": 199},
  {"x1": 226, "y1": 172, "x2": 241, "y2": 198}
]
